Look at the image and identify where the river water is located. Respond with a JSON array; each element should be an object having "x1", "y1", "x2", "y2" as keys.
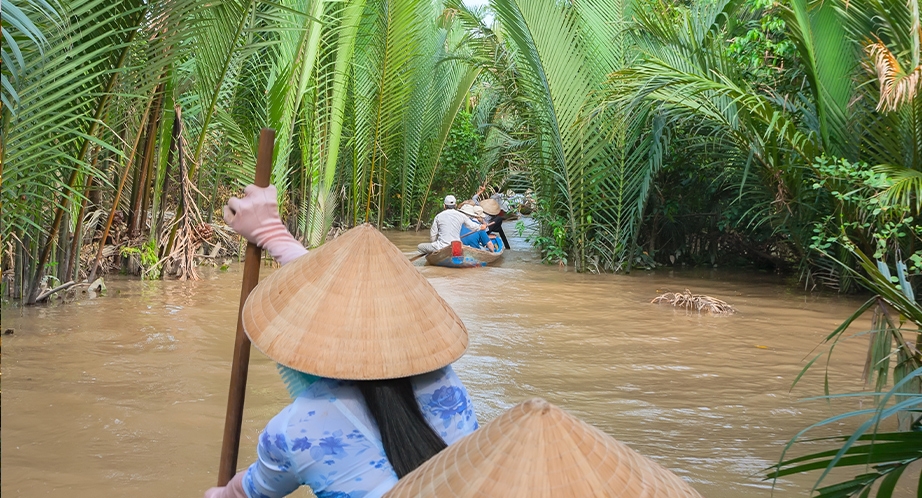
[{"x1": 2, "y1": 227, "x2": 917, "y2": 497}]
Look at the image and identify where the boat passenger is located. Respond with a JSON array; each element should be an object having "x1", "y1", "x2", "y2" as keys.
[
  {"x1": 475, "y1": 206, "x2": 504, "y2": 252},
  {"x1": 474, "y1": 186, "x2": 511, "y2": 250},
  {"x1": 417, "y1": 195, "x2": 487, "y2": 254},
  {"x1": 458, "y1": 204, "x2": 496, "y2": 252},
  {"x1": 206, "y1": 185, "x2": 479, "y2": 498}
]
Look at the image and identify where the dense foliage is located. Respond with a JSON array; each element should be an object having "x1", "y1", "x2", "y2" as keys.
[
  {"x1": 2, "y1": 0, "x2": 921, "y2": 493},
  {"x1": 5, "y1": 0, "x2": 918, "y2": 293}
]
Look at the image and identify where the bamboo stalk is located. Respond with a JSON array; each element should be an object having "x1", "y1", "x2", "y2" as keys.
[{"x1": 218, "y1": 128, "x2": 275, "y2": 485}]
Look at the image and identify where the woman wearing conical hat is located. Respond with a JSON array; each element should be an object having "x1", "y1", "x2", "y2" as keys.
[
  {"x1": 458, "y1": 204, "x2": 498, "y2": 252},
  {"x1": 205, "y1": 185, "x2": 479, "y2": 498},
  {"x1": 386, "y1": 399, "x2": 704, "y2": 497},
  {"x1": 473, "y1": 185, "x2": 511, "y2": 250}
]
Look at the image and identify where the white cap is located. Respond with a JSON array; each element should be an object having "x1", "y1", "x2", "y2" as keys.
[{"x1": 444, "y1": 195, "x2": 457, "y2": 207}]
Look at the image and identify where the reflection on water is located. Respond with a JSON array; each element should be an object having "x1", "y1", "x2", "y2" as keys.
[{"x1": 2, "y1": 224, "x2": 916, "y2": 497}]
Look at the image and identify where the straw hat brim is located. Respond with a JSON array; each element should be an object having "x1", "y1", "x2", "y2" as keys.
[
  {"x1": 384, "y1": 398, "x2": 703, "y2": 498},
  {"x1": 242, "y1": 224, "x2": 468, "y2": 380},
  {"x1": 458, "y1": 205, "x2": 479, "y2": 218},
  {"x1": 479, "y1": 198, "x2": 501, "y2": 216}
]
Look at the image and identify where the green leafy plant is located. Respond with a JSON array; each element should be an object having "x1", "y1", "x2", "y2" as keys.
[
  {"x1": 809, "y1": 157, "x2": 920, "y2": 267},
  {"x1": 120, "y1": 240, "x2": 162, "y2": 279},
  {"x1": 524, "y1": 200, "x2": 569, "y2": 266},
  {"x1": 493, "y1": 0, "x2": 658, "y2": 271},
  {"x1": 769, "y1": 242, "x2": 921, "y2": 496},
  {"x1": 768, "y1": 370, "x2": 921, "y2": 498}
]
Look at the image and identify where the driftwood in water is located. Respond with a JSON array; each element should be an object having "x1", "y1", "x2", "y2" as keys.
[
  {"x1": 35, "y1": 280, "x2": 77, "y2": 302},
  {"x1": 651, "y1": 289, "x2": 736, "y2": 314}
]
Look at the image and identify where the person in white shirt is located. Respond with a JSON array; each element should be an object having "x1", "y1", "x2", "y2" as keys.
[{"x1": 417, "y1": 195, "x2": 487, "y2": 254}]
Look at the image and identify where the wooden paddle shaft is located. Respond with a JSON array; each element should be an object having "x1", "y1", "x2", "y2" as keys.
[{"x1": 218, "y1": 128, "x2": 275, "y2": 485}]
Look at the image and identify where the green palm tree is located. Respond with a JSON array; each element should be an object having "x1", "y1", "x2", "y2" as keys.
[
  {"x1": 2, "y1": 0, "x2": 204, "y2": 301},
  {"x1": 491, "y1": 0, "x2": 657, "y2": 271},
  {"x1": 841, "y1": 0, "x2": 922, "y2": 215}
]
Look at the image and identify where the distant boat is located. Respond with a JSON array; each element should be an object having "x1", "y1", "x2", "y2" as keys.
[{"x1": 425, "y1": 241, "x2": 504, "y2": 268}]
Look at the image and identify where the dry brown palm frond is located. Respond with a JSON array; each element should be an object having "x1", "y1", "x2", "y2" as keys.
[
  {"x1": 651, "y1": 289, "x2": 736, "y2": 314},
  {"x1": 207, "y1": 223, "x2": 241, "y2": 257},
  {"x1": 164, "y1": 130, "x2": 207, "y2": 281},
  {"x1": 867, "y1": 39, "x2": 922, "y2": 112},
  {"x1": 327, "y1": 224, "x2": 348, "y2": 240}
]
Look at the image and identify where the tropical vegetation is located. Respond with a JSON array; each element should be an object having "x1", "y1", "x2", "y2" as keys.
[
  {"x1": 3, "y1": 0, "x2": 922, "y2": 493},
  {"x1": 3, "y1": 0, "x2": 920, "y2": 292},
  {"x1": 768, "y1": 245, "x2": 921, "y2": 496}
]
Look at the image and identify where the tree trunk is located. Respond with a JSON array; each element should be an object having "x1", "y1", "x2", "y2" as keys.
[
  {"x1": 12, "y1": 237, "x2": 23, "y2": 299},
  {"x1": 68, "y1": 175, "x2": 95, "y2": 281},
  {"x1": 57, "y1": 215, "x2": 70, "y2": 283},
  {"x1": 88, "y1": 94, "x2": 158, "y2": 283},
  {"x1": 127, "y1": 137, "x2": 145, "y2": 237},
  {"x1": 23, "y1": 19, "x2": 144, "y2": 305},
  {"x1": 133, "y1": 84, "x2": 166, "y2": 237},
  {"x1": 155, "y1": 108, "x2": 181, "y2": 248},
  {"x1": 159, "y1": 106, "x2": 185, "y2": 269}
]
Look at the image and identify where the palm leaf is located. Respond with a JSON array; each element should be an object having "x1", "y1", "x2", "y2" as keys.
[
  {"x1": 768, "y1": 368, "x2": 922, "y2": 497},
  {"x1": 2, "y1": 0, "x2": 198, "y2": 253},
  {"x1": 0, "y1": 0, "x2": 61, "y2": 112},
  {"x1": 492, "y1": 0, "x2": 652, "y2": 270},
  {"x1": 302, "y1": 0, "x2": 366, "y2": 245},
  {"x1": 873, "y1": 165, "x2": 922, "y2": 213},
  {"x1": 783, "y1": 0, "x2": 857, "y2": 158}
]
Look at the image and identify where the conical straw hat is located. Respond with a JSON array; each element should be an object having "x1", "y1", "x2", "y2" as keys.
[
  {"x1": 384, "y1": 398, "x2": 703, "y2": 498},
  {"x1": 241, "y1": 224, "x2": 468, "y2": 380},
  {"x1": 479, "y1": 198, "x2": 501, "y2": 215}
]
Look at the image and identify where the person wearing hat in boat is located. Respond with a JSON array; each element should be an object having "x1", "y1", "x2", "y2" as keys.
[
  {"x1": 417, "y1": 194, "x2": 488, "y2": 254},
  {"x1": 476, "y1": 205, "x2": 504, "y2": 251},
  {"x1": 458, "y1": 204, "x2": 497, "y2": 252},
  {"x1": 206, "y1": 185, "x2": 479, "y2": 498},
  {"x1": 473, "y1": 185, "x2": 511, "y2": 250}
]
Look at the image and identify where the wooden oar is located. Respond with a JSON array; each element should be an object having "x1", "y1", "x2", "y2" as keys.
[{"x1": 217, "y1": 128, "x2": 275, "y2": 486}]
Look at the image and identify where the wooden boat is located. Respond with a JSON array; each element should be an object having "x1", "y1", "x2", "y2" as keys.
[{"x1": 425, "y1": 241, "x2": 504, "y2": 268}]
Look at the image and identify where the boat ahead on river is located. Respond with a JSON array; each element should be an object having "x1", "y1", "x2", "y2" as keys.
[{"x1": 425, "y1": 241, "x2": 504, "y2": 268}]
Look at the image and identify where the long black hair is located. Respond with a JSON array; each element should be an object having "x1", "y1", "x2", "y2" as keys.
[{"x1": 356, "y1": 378, "x2": 447, "y2": 478}]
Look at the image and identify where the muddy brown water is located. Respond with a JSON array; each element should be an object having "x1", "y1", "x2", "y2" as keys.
[{"x1": 2, "y1": 227, "x2": 918, "y2": 497}]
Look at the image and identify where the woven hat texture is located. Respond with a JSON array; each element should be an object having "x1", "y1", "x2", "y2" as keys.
[
  {"x1": 384, "y1": 398, "x2": 703, "y2": 498},
  {"x1": 458, "y1": 204, "x2": 480, "y2": 218},
  {"x1": 479, "y1": 198, "x2": 501, "y2": 215},
  {"x1": 241, "y1": 224, "x2": 468, "y2": 380}
]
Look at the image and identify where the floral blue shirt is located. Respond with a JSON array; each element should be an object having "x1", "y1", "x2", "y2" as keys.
[{"x1": 242, "y1": 365, "x2": 478, "y2": 498}]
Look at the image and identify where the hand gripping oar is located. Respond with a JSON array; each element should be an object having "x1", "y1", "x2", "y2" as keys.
[{"x1": 217, "y1": 128, "x2": 276, "y2": 486}]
